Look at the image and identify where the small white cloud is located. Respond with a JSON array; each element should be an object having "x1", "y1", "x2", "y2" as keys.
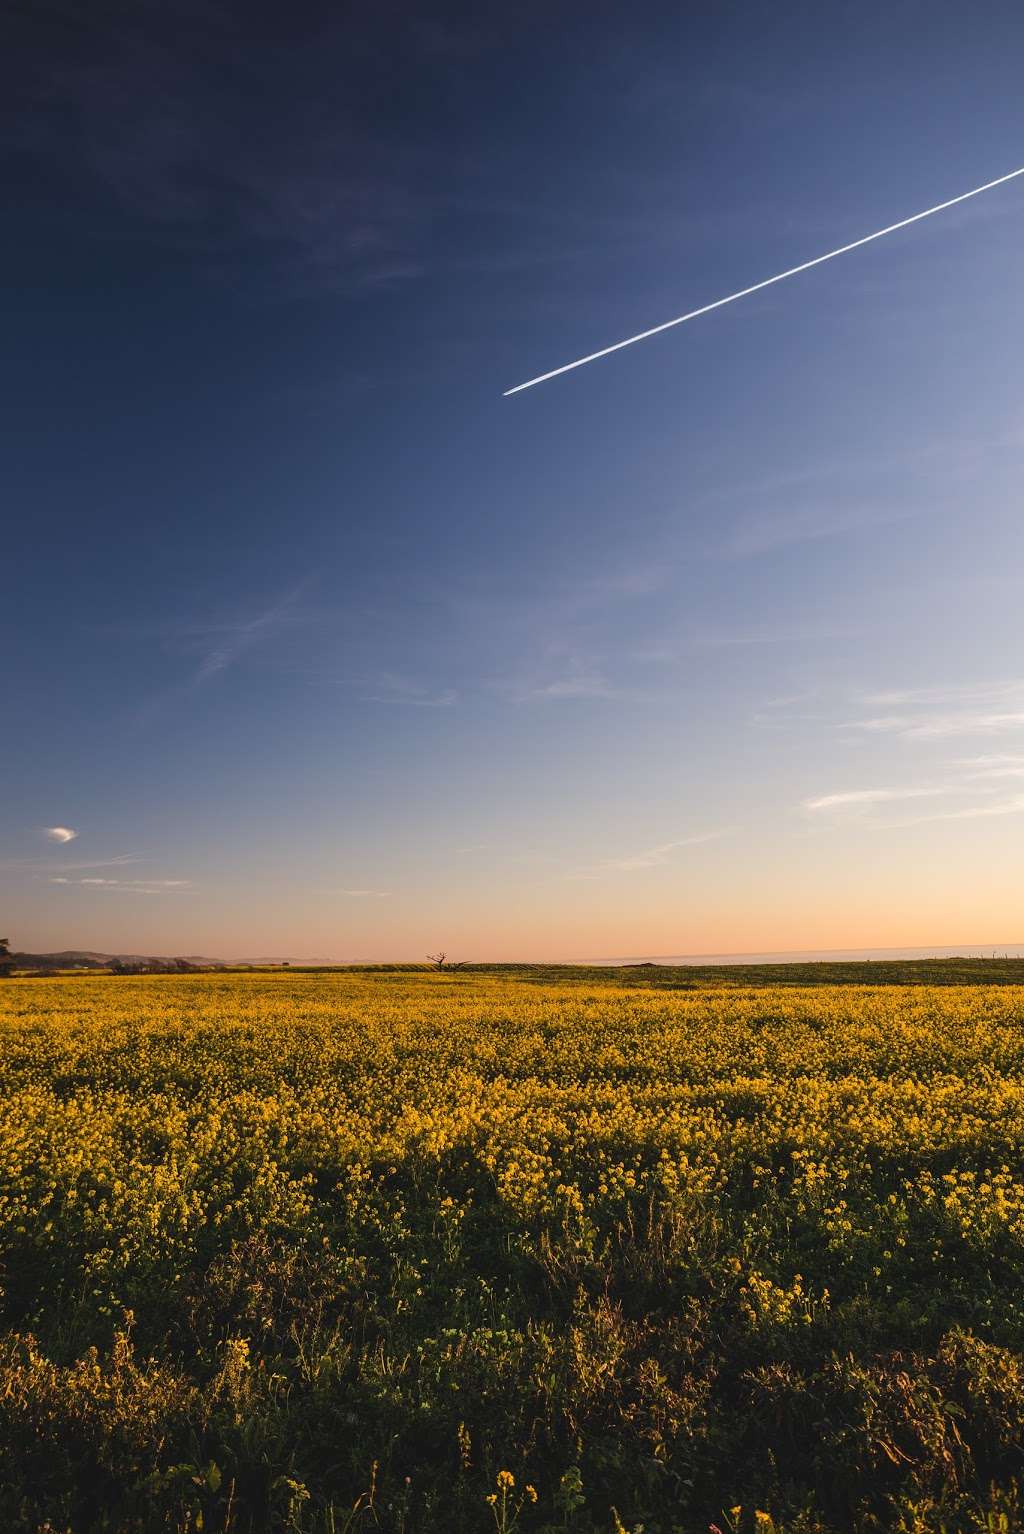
[
  {"x1": 334, "y1": 888, "x2": 390, "y2": 898},
  {"x1": 44, "y1": 826, "x2": 78, "y2": 843}
]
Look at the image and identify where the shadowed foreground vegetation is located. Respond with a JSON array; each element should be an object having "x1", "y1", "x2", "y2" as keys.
[{"x1": 3, "y1": 969, "x2": 1024, "y2": 1531}]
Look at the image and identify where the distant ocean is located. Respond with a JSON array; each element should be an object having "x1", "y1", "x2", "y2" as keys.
[{"x1": 600, "y1": 944, "x2": 1024, "y2": 965}]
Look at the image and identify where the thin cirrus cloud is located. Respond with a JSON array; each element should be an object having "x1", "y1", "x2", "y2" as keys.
[
  {"x1": 113, "y1": 584, "x2": 320, "y2": 729},
  {"x1": 568, "y1": 828, "x2": 736, "y2": 879},
  {"x1": 54, "y1": 855, "x2": 141, "y2": 872},
  {"x1": 156, "y1": 584, "x2": 315, "y2": 689},
  {"x1": 685, "y1": 619, "x2": 862, "y2": 651},
  {"x1": 49, "y1": 877, "x2": 191, "y2": 894},
  {"x1": 959, "y1": 754, "x2": 1024, "y2": 780},
  {"x1": 521, "y1": 673, "x2": 616, "y2": 702},
  {"x1": 365, "y1": 686, "x2": 458, "y2": 708},
  {"x1": 106, "y1": 583, "x2": 332, "y2": 733},
  {"x1": 851, "y1": 711, "x2": 1024, "y2": 741},
  {"x1": 802, "y1": 747, "x2": 1024, "y2": 824},
  {"x1": 722, "y1": 503, "x2": 908, "y2": 559},
  {"x1": 492, "y1": 661, "x2": 620, "y2": 704},
  {"x1": 860, "y1": 680, "x2": 1024, "y2": 707},
  {"x1": 44, "y1": 826, "x2": 77, "y2": 843},
  {"x1": 329, "y1": 673, "x2": 458, "y2": 708},
  {"x1": 848, "y1": 681, "x2": 1024, "y2": 741},
  {"x1": 882, "y1": 794, "x2": 1024, "y2": 829},
  {"x1": 185, "y1": 586, "x2": 315, "y2": 686},
  {"x1": 804, "y1": 787, "x2": 948, "y2": 812},
  {"x1": 0, "y1": 853, "x2": 142, "y2": 876}
]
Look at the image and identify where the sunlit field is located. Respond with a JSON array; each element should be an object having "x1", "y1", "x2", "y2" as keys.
[{"x1": 4, "y1": 969, "x2": 1024, "y2": 1532}]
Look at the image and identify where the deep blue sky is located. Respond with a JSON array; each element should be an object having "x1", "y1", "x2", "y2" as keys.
[{"x1": 4, "y1": 1, "x2": 1024, "y2": 958}]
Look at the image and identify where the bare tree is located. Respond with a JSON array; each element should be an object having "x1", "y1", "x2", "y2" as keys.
[{"x1": 426, "y1": 953, "x2": 468, "y2": 971}]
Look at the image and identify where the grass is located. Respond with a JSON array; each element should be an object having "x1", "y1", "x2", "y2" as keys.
[{"x1": 2, "y1": 966, "x2": 1024, "y2": 1531}]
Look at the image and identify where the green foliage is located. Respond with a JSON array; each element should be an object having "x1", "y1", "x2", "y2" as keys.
[{"x1": 2, "y1": 971, "x2": 1024, "y2": 1530}]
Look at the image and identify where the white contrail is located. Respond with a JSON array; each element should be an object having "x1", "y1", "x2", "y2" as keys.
[{"x1": 503, "y1": 165, "x2": 1024, "y2": 396}]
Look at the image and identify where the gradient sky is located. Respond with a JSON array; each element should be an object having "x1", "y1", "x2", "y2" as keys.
[{"x1": 4, "y1": 1, "x2": 1024, "y2": 960}]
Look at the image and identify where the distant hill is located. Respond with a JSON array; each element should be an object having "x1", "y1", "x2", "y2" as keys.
[{"x1": 13, "y1": 950, "x2": 227, "y2": 971}]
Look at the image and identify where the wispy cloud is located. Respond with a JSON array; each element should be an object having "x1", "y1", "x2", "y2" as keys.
[
  {"x1": 722, "y1": 503, "x2": 908, "y2": 558},
  {"x1": 44, "y1": 826, "x2": 77, "y2": 843},
  {"x1": 0, "y1": 852, "x2": 142, "y2": 876},
  {"x1": 364, "y1": 679, "x2": 458, "y2": 708},
  {"x1": 883, "y1": 794, "x2": 1024, "y2": 828},
  {"x1": 751, "y1": 689, "x2": 829, "y2": 726},
  {"x1": 568, "y1": 828, "x2": 736, "y2": 879},
  {"x1": 851, "y1": 711, "x2": 1024, "y2": 741},
  {"x1": 524, "y1": 674, "x2": 616, "y2": 702},
  {"x1": 49, "y1": 877, "x2": 191, "y2": 894},
  {"x1": 295, "y1": 660, "x2": 465, "y2": 708},
  {"x1": 118, "y1": 582, "x2": 319, "y2": 723},
  {"x1": 802, "y1": 747, "x2": 1024, "y2": 826},
  {"x1": 322, "y1": 888, "x2": 390, "y2": 899},
  {"x1": 604, "y1": 831, "x2": 734, "y2": 870},
  {"x1": 318, "y1": 671, "x2": 457, "y2": 707},
  {"x1": 692, "y1": 426, "x2": 1016, "y2": 519},
  {"x1": 175, "y1": 585, "x2": 314, "y2": 688},
  {"x1": 847, "y1": 681, "x2": 1024, "y2": 740},
  {"x1": 562, "y1": 566, "x2": 668, "y2": 606},
  {"x1": 862, "y1": 681, "x2": 1024, "y2": 707},
  {"x1": 959, "y1": 754, "x2": 1024, "y2": 780},
  {"x1": 493, "y1": 661, "x2": 621, "y2": 704},
  {"x1": 54, "y1": 855, "x2": 141, "y2": 872},
  {"x1": 804, "y1": 787, "x2": 947, "y2": 812},
  {"x1": 684, "y1": 620, "x2": 861, "y2": 650}
]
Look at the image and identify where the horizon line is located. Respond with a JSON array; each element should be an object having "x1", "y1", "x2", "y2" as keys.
[{"x1": 13, "y1": 940, "x2": 1024, "y2": 967}]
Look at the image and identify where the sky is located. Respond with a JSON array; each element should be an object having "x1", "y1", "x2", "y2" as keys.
[{"x1": 3, "y1": 0, "x2": 1024, "y2": 961}]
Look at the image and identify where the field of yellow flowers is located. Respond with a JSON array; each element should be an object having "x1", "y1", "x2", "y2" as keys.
[{"x1": 3, "y1": 969, "x2": 1024, "y2": 1532}]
